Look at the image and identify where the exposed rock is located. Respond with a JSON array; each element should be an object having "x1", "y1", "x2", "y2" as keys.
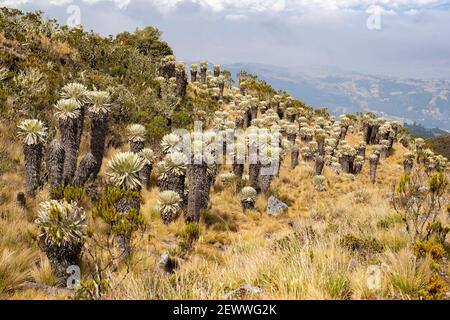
[
  {"x1": 224, "y1": 285, "x2": 263, "y2": 300},
  {"x1": 159, "y1": 252, "x2": 178, "y2": 273},
  {"x1": 267, "y1": 196, "x2": 288, "y2": 216}
]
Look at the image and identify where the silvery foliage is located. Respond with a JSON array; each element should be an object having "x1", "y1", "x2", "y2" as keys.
[
  {"x1": 54, "y1": 98, "x2": 81, "y2": 120},
  {"x1": 240, "y1": 186, "x2": 257, "y2": 203},
  {"x1": 35, "y1": 200, "x2": 87, "y2": 246},
  {"x1": 107, "y1": 151, "x2": 145, "y2": 189},
  {"x1": 127, "y1": 124, "x2": 146, "y2": 142},
  {"x1": 17, "y1": 119, "x2": 48, "y2": 145}
]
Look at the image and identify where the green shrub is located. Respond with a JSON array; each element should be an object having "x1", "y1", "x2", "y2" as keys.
[
  {"x1": 93, "y1": 187, "x2": 145, "y2": 237},
  {"x1": 63, "y1": 186, "x2": 85, "y2": 203},
  {"x1": 376, "y1": 213, "x2": 403, "y2": 229},
  {"x1": 172, "y1": 111, "x2": 192, "y2": 129},
  {"x1": 179, "y1": 223, "x2": 200, "y2": 242},
  {"x1": 145, "y1": 116, "x2": 170, "y2": 146},
  {"x1": 340, "y1": 234, "x2": 384, "y2": 255},
  {"x1": 324, "y1": 272, "x2": 352, "y2": 300},
  {"x1": 426, "y1": 221, "x2": 449, "y2": 244}
]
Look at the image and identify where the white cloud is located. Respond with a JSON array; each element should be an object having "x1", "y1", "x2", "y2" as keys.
[
  {"x1": 366, "y1": 4, "x2": 397, "y2": 16},
  {"x1": 82, "y1": 0, "x2": 131, "y2": 9},
  {"x1": 5, "y1": 0, "x2": 442, "y2": 13},
  {"x1": 48, "y1": 0, "x2": 73, "y2": 5},
  {"x1": 225, "y1": 13, "x2": 248, "y2": 20},
  {"x1": 404, "y1": 8, "x2": 420, "y2": 15},
  {"x1": 1, "y1": 0, "x2": 131, "y2": 10},
  {"x1": 1, "y1": 0, "x2": 31, "y2": 7}
]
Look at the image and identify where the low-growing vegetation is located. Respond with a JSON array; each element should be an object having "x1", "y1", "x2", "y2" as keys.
[{"x1": 0, "y1": 8, "x2": 448, "y2": 301}]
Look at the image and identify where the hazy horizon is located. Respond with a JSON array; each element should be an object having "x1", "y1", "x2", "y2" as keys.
[{"x1": 2, "y1": 0, "x2": 450, "y2": 80}]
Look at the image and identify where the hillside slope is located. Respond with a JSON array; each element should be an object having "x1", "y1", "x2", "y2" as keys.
[{"x1": 0, "y1": 9, "x2": 449, "y2": 301}]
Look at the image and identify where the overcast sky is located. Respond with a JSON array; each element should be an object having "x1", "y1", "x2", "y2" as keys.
[{"x1": 3, "y1": 0, "x2": 450, "y2": 79}]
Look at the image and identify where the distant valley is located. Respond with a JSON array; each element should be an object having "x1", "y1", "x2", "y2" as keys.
[{"x1": 223, "y1": 63, "x2": 450, "y2": 134}]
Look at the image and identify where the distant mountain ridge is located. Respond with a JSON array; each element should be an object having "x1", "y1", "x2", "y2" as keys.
[
  {"x1": 427, "y1": 134, "x2": 450, "y2": 159},
  {"x1": 404, "y1": 122, "x2": 448, "y2": 139},
  {"x1": 222, "y1": 63, "x2": 450, "y2": 133}
]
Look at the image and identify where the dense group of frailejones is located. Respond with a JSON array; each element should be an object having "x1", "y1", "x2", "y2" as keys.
[{"x1": 16, "y1": 58, "x2": 449, "y2": 289}]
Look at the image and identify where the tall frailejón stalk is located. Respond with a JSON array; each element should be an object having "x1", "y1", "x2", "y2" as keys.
[
  {"x1": 87, "y1": 90, "x2": 110, "y2": 178},
  {"x1": 55, "y1": 98, "x2": 81, "y2": 186},
  {"x1": 61, "y1": 82, "x2": 87, "y2": 161},
  {"x1": 17, "y1": 119, "x2": 48, "y2": 197},
  {"x1": 127, "y1": 124, "x2": 146, "y2": 154}
]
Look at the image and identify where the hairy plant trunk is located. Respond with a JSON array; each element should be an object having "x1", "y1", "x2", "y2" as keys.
[
  {"x1": 415, "y1": 145, "x2": 422, "y2": 162},
  {"x1": 218, "y1": 81, "x2": 225, "y2": 99},
  {"x1": 233, "y1": 163, "x2": 244, "y2": 179},
  {"x1": 130, "y1": 140, "x2": 144, "y2": 154},
  {"x1": 200, "y1": 67, "x2": 207, "y2": 84},
  {"x1": 17, "y1": 192, "x2": 26, "y2": 208},
  {"x1": 115, "y1": 197, "x2": 141, "y2": 261},
  {"x1": 60, "y1": 117, "x2": 79, "y2": 186},
  {"x1": 357, "y1": 146, "x2": 366, "y2": 159},
  {"x1": 363, "y1": 123, "x2": 371, "y2": 144},
  {"x1": 139, "y1": 163, "x2": 152, "y2": 190},
  {"x1": 276, "y1": 108, "x2": 284, "y2": 119},
  {"x1": 75, "y1": 104, "x2": 85, "y2": 155},
  {"x1": 243, "y1": 110, "x2": 251, "y2": 128},
  {"x1": 73, "y1": 153, "x2": 97, "y2": 188},
  {"x1": 186, "y1": 163, "x2": 207, "y2": 223},
  {"x1": 287, "y1": 114, "x2": 295, "y2": 123},
  {"x1": 159, "y1": 173, "x2": 185, "y2": 199},
  {"x1": 213, "y1": 67, "x2": 220, "y2": 77},
  {"x1": 23, "y1": 143, "x2": 43, "y2": 197},
  {"x1": 47, "y1": 139, "x2": 65, "y2": 199},
  {"x1": 249, "y1": 162, "x2": 261, "y2": 193},
  {"x1": 270, "y1": 101, "x2": 279, "y2": 118},
  {"x1": 370, "y1": 125, "x2": 380, "y2": 144},
  {"x1": 160, "y1": 63, "x2": 176, "y2": 79},
  {"x1": 190, "y1": 70, "x2": 197, "y2": 82},
  {"x1": 315, "y1": 156, "x2": 325, "y2": 176},
  {"x1": 339, "y1": 155, "x2": 353, "y2": 174},
  {"x1": 38, "y1": 235, "x2": 83, "y2": 286},
  {"x1": 250, "y1": 106, "x2": 258, "y2": 122},
  {"x1": 241, "y1": 200, "x2": 255, "y2": 212},
  {"x1": 258, "y1": 164, "x2": 274, "y2": 194},
  {"x1": 235, "y1": 117, "x2": 244, "y2": 129},
  {"x1": 89, "y1": 112, "x2": 108, "y2": 179},
  {"x1": 380, "y1": 147, "x2": 388, "y2": 160},
  {"x1": 353, "y1": 162, "x2": 363, "y2": 175},
  {"x1": 317, "y1": 139, "x2": 325, "y2": 156},
  {"x1": 340, "y1": 126, "x2": 348, "y2": 140},
  {"x1": 205, "y1": 164, "x2": 217, "y2": 207},
  {"x1": 370, "y1": 157, "x2": 378, "y2": 184},
  {"x1": 176, "y1": 69, "x2": 187, "y2": 98},
  {"x1": 388, "y1": 136, "x2": 395, "y2": 150},
  {"x1": 403, "y1": 159, "x2": 413, "y2": 175},
  {"x1": 291, "y1": 145, "x2": 299, "y2": 169},
  {"x1": 287, "y1": 133, "x2": 297, "y2": 146}
]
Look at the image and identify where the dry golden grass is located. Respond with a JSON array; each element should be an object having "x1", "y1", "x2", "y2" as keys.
[{"x1": 0, "y1": 130, "x2": 448, "y2": 300}]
